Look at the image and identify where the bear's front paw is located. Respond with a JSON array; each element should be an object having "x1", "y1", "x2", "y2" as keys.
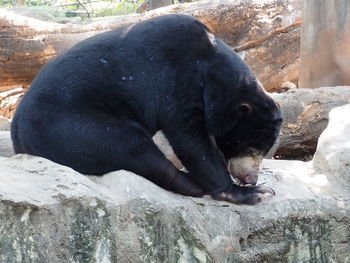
[{"x1": 214, "y1": 184, "x2": 275, "y2": 205}]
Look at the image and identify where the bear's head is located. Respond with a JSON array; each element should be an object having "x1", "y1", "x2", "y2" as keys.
[{"x1": 203, "y1": 35, "x2": 282, "y2": 185}]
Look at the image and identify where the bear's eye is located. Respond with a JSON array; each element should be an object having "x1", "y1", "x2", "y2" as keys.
[{"x1": 238, "y1": 103, "x2": 252, "y2": 115}]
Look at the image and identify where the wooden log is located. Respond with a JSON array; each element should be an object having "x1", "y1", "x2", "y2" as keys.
[
  {"x1": 0, "y1": 0, "x2": 301, "y2": 91},
  {"x1": 271, "y1": 86, "x2": 350, "y2": 160},
  {"x1": 0, "y1": 9, "x2": 138, "y2": 88}
]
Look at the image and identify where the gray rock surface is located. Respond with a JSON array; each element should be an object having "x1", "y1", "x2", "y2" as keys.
[
  {"x1": 0, "y1": 131, "x2": 14, "y2": 157},
  {"x1": 1, "y1": 105, "x2": 350, "y2": 262},
  {"x1": 0, "y1": 117, "x2": 10, "y2": 131},
  {"x1": 0, "y1": 155, "x2": 349, "y2": 262},
  {"x1": 313, "y1": 104, "x2": 350, "y2": 191},
  {"x1": 0, "y1": 116, "x2": 13, "y2": 157}
]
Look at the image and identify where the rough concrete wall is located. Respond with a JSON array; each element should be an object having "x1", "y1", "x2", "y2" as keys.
[{"x1": 300, "y1": 1, "x2": 350, "y2": 89}]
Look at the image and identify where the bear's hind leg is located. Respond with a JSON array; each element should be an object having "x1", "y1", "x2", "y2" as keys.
[{"x1": 51, "y1": 115, "x2": 205, "y2": 197}]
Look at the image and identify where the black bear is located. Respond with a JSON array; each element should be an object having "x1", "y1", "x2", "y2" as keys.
[{"x1": 11, "y1": 14, "x2": 282, "y2": 205}]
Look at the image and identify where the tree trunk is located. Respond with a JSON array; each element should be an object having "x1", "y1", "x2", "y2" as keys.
[
  {"x1": 300, "y1": 0, "x2": 350, "y2": 89},
  {"x1": 15, "y1": 0, "x2": 26, "y2": 6},
  {"x1": 0, "y1": 0, "x2": 301, "y2": 91}
]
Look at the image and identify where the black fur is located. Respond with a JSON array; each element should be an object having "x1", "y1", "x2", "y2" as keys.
[{"x1": 11, "y1": 15, "x2": 282, "y2": 204}]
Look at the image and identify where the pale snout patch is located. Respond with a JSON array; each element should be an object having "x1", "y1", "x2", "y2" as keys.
[{"x1": 228, "y1": 152, "x2": 264, "y2": 185}]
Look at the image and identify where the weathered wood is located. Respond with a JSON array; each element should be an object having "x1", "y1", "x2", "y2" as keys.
[
  {"x1": 0, "y1": 85, "x2": 28, "y2": 118},
  {"x1": 0, "y1": 9, "x2": 138, "y2": 87},
  {"x1": 0, "y1": 0, "x2": 301, "y2": 91},
  {"x1": 270, "y1": 87, "x2": 350, "y2": 159},
  {"x1": 300, "y1": 0, "x2": 350, "y2": 89}
]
